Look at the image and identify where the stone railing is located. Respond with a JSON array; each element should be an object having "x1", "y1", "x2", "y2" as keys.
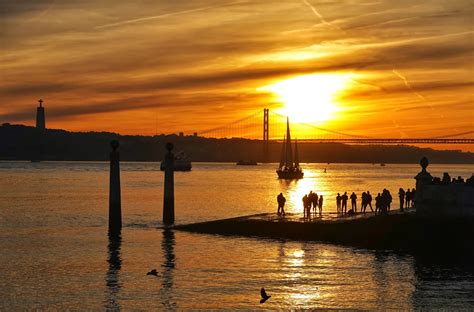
[{"x1": 415, "y1": 157, "x2": 474, "y2": 217}]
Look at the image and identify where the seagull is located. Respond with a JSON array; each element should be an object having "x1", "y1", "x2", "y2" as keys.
[
  {"x1": 260, "y1": 288, "x2": 271, "y2": 304},
  {"x1": 146, "y1": 269, "x2": 159, "y2": 276}
]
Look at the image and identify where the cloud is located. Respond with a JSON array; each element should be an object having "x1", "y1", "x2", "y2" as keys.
[
  {"x1": 95, "y1": 1, "x2": 246, "y2": 29},
  {"x1": 0, "y1": 0, "x2": 472, "y2": 140}
]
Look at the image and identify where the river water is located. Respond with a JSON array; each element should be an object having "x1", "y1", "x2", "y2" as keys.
[{"x1": 1, "y1": 161, "x2": 473, "y2": 309}]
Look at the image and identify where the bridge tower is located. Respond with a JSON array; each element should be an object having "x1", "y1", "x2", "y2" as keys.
[
  {"x1": 36, "y1": 99, "x2": 46, "y2": 130},
  {"x1": 262, "y1": 108, "x2": 269, "y2": 162}
]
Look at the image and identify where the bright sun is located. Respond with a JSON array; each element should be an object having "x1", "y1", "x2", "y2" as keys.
[{"x1": 258, "y1": 73, "x2": 351, "y2": 123}]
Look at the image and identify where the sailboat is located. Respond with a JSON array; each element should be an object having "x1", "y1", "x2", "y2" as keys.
[{"x1": 276, "y1": 118, "x2": 304, "y2": 179}]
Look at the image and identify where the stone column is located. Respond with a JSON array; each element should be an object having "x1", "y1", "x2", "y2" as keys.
[
  {"x1": 163, "y1": 142, "x2": 175, "y2": 225},
  {"x1": 414, "y1": 156, "x2": 433, "y2": 214},
  {"x1": 109, "y1": 140, "x2": 122, "y2": 236}
]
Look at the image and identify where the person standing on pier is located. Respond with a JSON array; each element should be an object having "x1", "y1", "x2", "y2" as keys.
[
  {"x1": 303, "y1": 194, "x2": 310, "y2": 219},
  {"x1": 308, "y1": 191, "x2": 315, "y2": 215},
  {"x1": 318, "y1": 195, "x2": 323, "y2": 214},
  {"x1": 277, "y1": 193, "x2": 286, "y2": 216},
  {"x1": 405, "y1": 188, "x2": 411, "y2": 208},
  {"x1": 385, "y1": 189, "x2": 392, "y2": 211},
  {"x1": 398, "y1": 188, "x2": 405, "y2": 211},
  {"x1": 311, "y1": 192, "x2": 318, "y2": 215},
  {"x1": 336, "y1": 193, "x2": 342, "y2": 213},
  {"x1": 361, "y1": 192, "x2": 367, "y2": 213},
  {"x1": 366, "y1": 191, "x2": 374, "y2": 212},
  {"x1": 350, "y1": 192, "x2": 357, "y2": 212},
  {"x1": 375, "y1": 193, "x2": 382, "y2": 214},
  {"x1": 341, "y1": 192, "x2": 348, "y2": 214},
  {"x1": 410, "y1": 188, "x2": 416, "y2": 207}
]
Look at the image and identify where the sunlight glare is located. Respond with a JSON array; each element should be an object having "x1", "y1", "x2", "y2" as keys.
[{"x1": 259, "y1": 73, "x2": 351, "y2": 123}]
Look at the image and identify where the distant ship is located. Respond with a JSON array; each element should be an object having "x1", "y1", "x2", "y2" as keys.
[
  {"x1": 160, "y1": 151, "x2": 192, "y2": 171},
  {"x1": 276, "y1": 118, "x2": 304, "y2": 179},
  {"x1": 236, "y1": 160, "x2": 258, "y2": 166}
]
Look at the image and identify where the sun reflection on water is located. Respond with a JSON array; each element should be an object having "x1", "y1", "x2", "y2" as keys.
[
  {"x1": 281, "y1": 246, "x2": 324, "y2": 306},
  {"x1": 280, "y1": 167, "x2": 329, "y2": 214}
]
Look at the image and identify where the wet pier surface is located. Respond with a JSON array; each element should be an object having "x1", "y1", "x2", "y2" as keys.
[
  {"x1": 175, "y1": 208, "x2": 474, "y2": 253},
  {"x1": 239, "y1": 207, "x2": 416, "y2": 224}
]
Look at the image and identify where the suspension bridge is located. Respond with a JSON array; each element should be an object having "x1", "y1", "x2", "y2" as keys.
[{"x1": 198, "y1": 108, "x2": 474, "y2": 145}]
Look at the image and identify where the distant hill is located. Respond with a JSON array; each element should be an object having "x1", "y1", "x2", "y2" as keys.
[{"x1": 1, "y1": 123, "x2": 473, "y2": 164}]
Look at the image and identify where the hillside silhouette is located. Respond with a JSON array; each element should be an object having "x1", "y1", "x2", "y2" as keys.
[{"x1": 1, "y1": 124, "x2": 473, "y2": 163}]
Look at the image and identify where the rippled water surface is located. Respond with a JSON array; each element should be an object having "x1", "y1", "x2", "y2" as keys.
[{"x1": 1, "y1": 161, "x2": 473, "y2": 309}]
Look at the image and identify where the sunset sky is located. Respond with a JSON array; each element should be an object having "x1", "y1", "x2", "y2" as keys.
[{"x1": 1, "y1": 0, "x2": 473, "y2": 147}]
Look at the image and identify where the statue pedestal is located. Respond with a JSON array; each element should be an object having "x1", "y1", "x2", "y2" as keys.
[{"x1": 414, "y1": 156, "x2": 432, "y2": 214}]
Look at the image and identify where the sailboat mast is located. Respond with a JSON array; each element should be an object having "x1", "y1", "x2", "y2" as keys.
[
  {"x1": 294, "y1": 138, "x2": 300, "y2": 167},
  {"x1": 285, "y1": 117, "x2": 293, "y2": 167},
  {"x1": 279, "y1": 135, "x2": 286, "y2": 168}
]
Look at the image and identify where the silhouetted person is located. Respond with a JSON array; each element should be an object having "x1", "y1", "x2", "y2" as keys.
[
  {"x1": 336, "y1": 193, "x2": 341, "y2": 213},
  {"x1": 303, "y1": 194, "x2": 310, "y2": 219},
  {"x1": 375, "y1": 193, "x2": 381, "y2": 214},
  {"x1": 341, "y1": 192, "x2": 348, "y2": 214},
  {"x1": 410, "y1": 188, "x2": 416, "y2": 207},
  {"x1": 442, "y1": 172, "x2": 451, "y2": 184},
  {"x1": 466, "y1": 174, "x2": 474, "y2": 186},
  {"x1": 350, "y1": 192, "x2": 357, "y2": 212},
  {"x1": 366, "y1": 191, "x2": 373, "y2": 212},
  {"x1": 308, "y1": 191, "x2": 316, "y2": 215},
  {"x1": 277, "y1": 193, "x2": 286, "y2": 216},
  {"x1": 361, "y1": 192, "x2": 367, "y2": 213},
  {"x1": 405, "y1": 189, "x2": 411, "y2": 208},
  {"x1": 387, "y1": 190, "x2": 392, "y2": 211},
  {"x1": 318, "y1": 195, "x2": 323, "y2": 214},
  {"x1": 398, "y1": 188, "x2": 405, "y2": 211},
  {"x1": 311, "y1": 192, "x2": 318, "y2": 214}
]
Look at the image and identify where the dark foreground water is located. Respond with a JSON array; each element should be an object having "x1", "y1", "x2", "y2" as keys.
[{"x1": 1, "y1": 162, "x2": 473, "y2": 309}]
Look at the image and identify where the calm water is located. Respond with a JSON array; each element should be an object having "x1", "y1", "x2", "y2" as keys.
[{"x1": 1, "y1": 161, "x2": 474, "y2": 310}]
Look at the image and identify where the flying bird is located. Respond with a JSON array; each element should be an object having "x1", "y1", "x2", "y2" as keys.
[
  {"x1": 260, "y1": 288, "x2": 271, "y2": 303},
  {"x1": 146, "y1": 269, "x2": 159, "y2": 276}
]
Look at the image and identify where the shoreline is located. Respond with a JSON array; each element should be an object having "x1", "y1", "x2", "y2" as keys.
[{"x1": 2, "y1": 160, "x2": 474, "y2": 165}]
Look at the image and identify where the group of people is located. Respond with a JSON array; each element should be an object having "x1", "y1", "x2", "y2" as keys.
[
  {"x1": 398, "y1": 188, "x2": 416, "y2": 211},
  {"x1": 374, "y1": 189, "x2": 393, "y2": 214},
  {"x1": 434, "y1": 172, "x2": 474, "y2": 186},
  {"x1": 335, "y1": 192, "x2": 357, "y2": 214},
  {"x1": 335, "y1": 191, "x2": 375, "y2": 214},
  {"x1": 277, "y1": 187, "x2": 416, "y2": 217},
  {"x1": 276, "y1": 191, "x2": 324, "y2": 218},
  {"x1": 302, "y1": 191, "x2": 323, "y2": 218}
]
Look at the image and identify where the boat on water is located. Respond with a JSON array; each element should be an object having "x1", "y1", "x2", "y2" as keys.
[
  {"x1": 160, "y1": 151, "x2": 192, "y2": 171},
  {"x1": 276, "y1": 118, "x2": 304, "y2": 179},
  {"x1": 236, "y1": 160, "x2": 258, "y2": 166}
]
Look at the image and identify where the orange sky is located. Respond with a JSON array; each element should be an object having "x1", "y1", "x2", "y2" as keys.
[{"x1": 0, "y1": 0, "x2": 473, "y2": 151}]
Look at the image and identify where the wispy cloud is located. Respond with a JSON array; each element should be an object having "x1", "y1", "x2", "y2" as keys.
[
  {"x1": 392, "y1": 69, "x2": 426, "y2": 102},
  {"x1": 95, "y1": 1, "x2": 245, "y2": 29},
  {"x1": 301, "y1": 0, "x2": 341, "y2": 30}
]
